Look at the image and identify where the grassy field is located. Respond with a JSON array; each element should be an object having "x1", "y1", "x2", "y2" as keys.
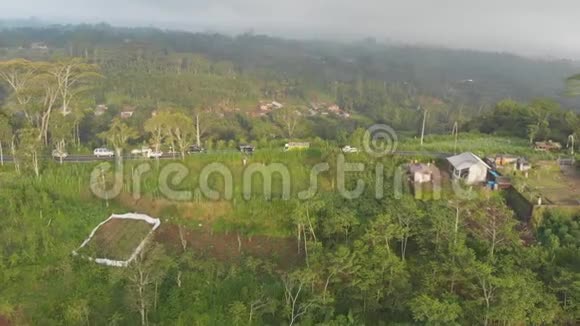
[
  {"x1": 398, "y1": 133, "x2": 562, "y2": 159},
  {"x1": 8, "y1": 139, "x2": 568, "y2": 241},
  {"x1": 512, "y1": 160, "x2": 580, "y2": 206},
  {"x1": 78, "y1": 218, "x2": 155, "y2": 261}
]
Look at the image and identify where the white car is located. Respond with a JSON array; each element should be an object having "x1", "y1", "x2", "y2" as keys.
[
  {"x1": 131, "y1": 147, "x2": 163, "y2": 158},
  {"x1": 93, "y1": 148, "x2": 115, "y2": 158},
  {"x1": 146, "y1": 150, "x2": 163, "y2": 158},
  {"x1": 131, "y1": 147, "x2": 152, "y2": 156},
  {"x1": 342, "y1": 145, "x2": 359, "y2": 153},
  {"x1": 52, "y1": 149, "x2": 68, "y2": 159}
]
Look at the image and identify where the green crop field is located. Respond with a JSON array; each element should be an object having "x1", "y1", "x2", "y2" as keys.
[
  {"x1": 399, "y1": 133, "x2": 558, "y2": 159},
  {"x1": 78, "y1": 218, "x2": 155, "y2": 261}
]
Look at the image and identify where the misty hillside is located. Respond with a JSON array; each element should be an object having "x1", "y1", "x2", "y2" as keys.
[{"x1": 0, "y1": 23, "x2": 578, "y2": 109}]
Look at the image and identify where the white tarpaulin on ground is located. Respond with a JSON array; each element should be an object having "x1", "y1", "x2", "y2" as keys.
[{"x1": 72, "y1": 213, "x2": 161, "y2": 267}]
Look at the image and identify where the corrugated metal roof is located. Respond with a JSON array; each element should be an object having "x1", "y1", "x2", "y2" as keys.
[{"x1": 446, "y1": 152, "x2": 491, "y2": 170}]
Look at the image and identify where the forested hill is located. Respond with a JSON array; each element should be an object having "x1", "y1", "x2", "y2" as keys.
[{"x1": 0, "y1": 23, "x2": 578, "y2": 109}]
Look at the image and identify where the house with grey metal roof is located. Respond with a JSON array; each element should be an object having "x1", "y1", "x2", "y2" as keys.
[{"x1": 446, "y1": 152, "x2": 491, "y2": 184}]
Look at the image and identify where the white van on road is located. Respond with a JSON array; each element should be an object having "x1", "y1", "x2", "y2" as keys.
[{"x1": 93, "y1": 148, "x2": 115, "y2": 158}]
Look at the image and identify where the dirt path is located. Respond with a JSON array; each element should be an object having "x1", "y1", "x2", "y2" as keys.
[
  {"x1": 154, "y1": 224, "x2": 302, "y2": 269},
  {"x1": 0, "y1": 315, "x2": 10, "y2": 326}
]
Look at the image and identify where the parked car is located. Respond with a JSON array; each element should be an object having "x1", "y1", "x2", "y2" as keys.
[
  {"x1": 93, "y1": 148, "x2": 115, "y2": 157},
  {"x1": 188, "y1": 145, "x2": 206, "y2": 154},
  {"x1": 52, "y1": 149, "x2": 69, "y2": 159},
  {"x1": 342, "y1": 145, "x2": 359, "y2": 153},
  {"x1": 146, "y1": 150, "x2": 164, "y2": 158},
  {"x1": 239, "y1": 145, "x2": 255, "y2": 154},
  {"x1": 130, "y1": 147, "x2": 164, "y2": 158},
  {"x1": 131, "y1": 147, "x2": 151, "y2": 156}
]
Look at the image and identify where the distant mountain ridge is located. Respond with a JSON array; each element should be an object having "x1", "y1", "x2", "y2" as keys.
[{"x1": 0, "y1": 22, "x2": 579, "y2": 109}]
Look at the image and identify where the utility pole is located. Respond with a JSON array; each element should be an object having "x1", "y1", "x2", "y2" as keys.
[
  {"x1": 452, "y1": 121, "x2": 459, "y2": 154},
  {"x1": 195, "y1": 113, "x2": 201, "y2": 147},
  {"x1": 419, "y1": 105, "x2": 428, "y2": 146}
]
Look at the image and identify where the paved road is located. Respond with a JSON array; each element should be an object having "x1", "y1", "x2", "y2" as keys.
[
  {"x1": 0, "y1": 149, "x2": 452, "y2": 164},
  {"x1": 392, "y1": 150, "x2": 453, "y2": 158},
  {"x1": 0, "y1": 152, "x2": 225, "y2": 163}
]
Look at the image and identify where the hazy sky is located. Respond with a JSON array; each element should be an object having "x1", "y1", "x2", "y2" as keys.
[{"x1": 2, "y1": 0, "x2": 580, "y2": 59}]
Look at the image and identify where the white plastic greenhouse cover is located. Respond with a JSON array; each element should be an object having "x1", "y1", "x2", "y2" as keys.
[{"x1": 72, "y1": 213, "x2": 161, "y2": 267}]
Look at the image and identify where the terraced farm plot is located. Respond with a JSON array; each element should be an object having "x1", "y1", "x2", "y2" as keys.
[{"x1": 77, "y1": 216, "x2": 158, "y2": 262}]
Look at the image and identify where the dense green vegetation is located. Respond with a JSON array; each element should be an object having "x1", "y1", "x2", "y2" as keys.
[
  {"x1": 1, "y1": 153, "x2": 579, "y2": 324},
  {"x1": 0, "y1": 24, "x2": 579, "y2": 325}
]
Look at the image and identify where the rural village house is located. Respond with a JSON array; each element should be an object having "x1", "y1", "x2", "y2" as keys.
[
  {"x1": 409, "y1": 162, "x2": 441, "y2": 184},
  {"x1": 534, "y1": 140, "x2": 562, "y2": 151},
  {"x1": 447, "y1": 152, "x2": 491, "y2": 185},
  {"x1": 94, "y1": 104, "x2": 108, "y2": 116},
  {"x1": 120, "y1": 105, "x2": 136, "y2": 119},
  {"x1": 408, "y1": 162, "x2": 442, "y2": 199}
]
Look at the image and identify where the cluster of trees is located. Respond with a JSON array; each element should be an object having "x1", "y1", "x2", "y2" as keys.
[
  {"x1": 0, "y1": 58, "x2": 101, "y2": 171},
  {"x1": 473, "y1": 98, "x2": 580, "y2": 146},
  {"x1": 537, "y1": 209, "x2": 580, "y2": 319},
  {"x1": 0, "y1": 54, "x2": 322, "y2": 175}
]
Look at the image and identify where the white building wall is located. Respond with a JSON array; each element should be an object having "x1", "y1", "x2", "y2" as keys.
[
  {"x1": 467, "y1": 164, "x2": 488, "y2": 184},
  {"x1": 414, "y1": 172, "x2": 432, "y2": 183}
]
